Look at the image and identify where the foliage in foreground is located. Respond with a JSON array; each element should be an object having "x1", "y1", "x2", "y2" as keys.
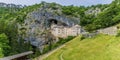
[{"x1": 0, "y1": 33, "x2": 10, "y2": 57}]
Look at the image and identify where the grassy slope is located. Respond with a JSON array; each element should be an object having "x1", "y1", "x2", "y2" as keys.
[{"x1": 44, "y1": 34, "x2": 120, "y2": 60}]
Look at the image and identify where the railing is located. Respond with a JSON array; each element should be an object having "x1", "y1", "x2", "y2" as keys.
[{"x1": 0, "y1": 51, "x2": 33, "y2": 60}]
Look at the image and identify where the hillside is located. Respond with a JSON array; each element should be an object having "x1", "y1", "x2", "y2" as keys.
[
  {"x1": 83, "y1": 0, "x2": 120, "y2": 31},
  {"x1": 44, "y1": 34, "x2": 120, "y2": 60},
  {"x1": 1, "y1": 0, "x2": 120, "y2": 59}
]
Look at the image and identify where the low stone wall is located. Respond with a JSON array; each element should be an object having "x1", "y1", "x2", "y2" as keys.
[{"x1": 97, "y1": 26, "x2": 118, "y2": 35}]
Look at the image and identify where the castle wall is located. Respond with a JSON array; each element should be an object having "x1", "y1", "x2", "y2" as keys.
[{"x1": 51, "y1": 24, "x2": 81, "y2": 38}]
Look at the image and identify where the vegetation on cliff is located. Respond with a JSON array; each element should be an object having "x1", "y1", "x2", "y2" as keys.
[
  {"x1": 0, "y1": 3, "x2": 43, "y2": 57},
  {"x1": 61, "y1": 0, "x2": 120, "y2": 31}
]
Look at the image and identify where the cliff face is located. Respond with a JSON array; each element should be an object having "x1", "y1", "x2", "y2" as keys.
[{"x1": 19, "y1": 3, "x2": 80, "y2": 52}]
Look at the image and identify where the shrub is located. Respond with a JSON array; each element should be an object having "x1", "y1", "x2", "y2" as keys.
[
  {"x1": 116, "y1": 30, "x2": 120, "y2": 37},
  {"x1": 81, "y1": 35, "x2": 86, "y2": 40}
]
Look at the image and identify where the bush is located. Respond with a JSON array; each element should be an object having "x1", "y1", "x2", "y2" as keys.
[
  {"x1": 116, "y1": 30, "x2": 120, "y2": 37},
  {"x1": 81, "y1": 35, "x2": 86, "y2": 40}
]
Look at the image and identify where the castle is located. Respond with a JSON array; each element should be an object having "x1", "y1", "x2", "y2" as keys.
[{"x1": 51, "y1": 24, "x2": 81, "y2": 38}]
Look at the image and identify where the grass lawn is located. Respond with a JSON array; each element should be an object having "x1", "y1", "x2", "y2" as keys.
[{"x1": 44, "y1": 34, "x2": 120, "y2": 60}]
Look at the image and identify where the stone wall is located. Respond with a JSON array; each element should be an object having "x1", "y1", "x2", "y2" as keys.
[{"x1": 97, "y1": 26, "x2": 118, "y2": 35}]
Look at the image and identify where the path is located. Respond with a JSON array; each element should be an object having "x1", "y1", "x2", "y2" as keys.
[{"x1": 60, "y1": 52, "x2": 64, "y2": 60}]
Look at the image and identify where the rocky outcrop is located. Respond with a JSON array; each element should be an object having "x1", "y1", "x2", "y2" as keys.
[
  {"x1": 19, "y1": 3, "x2": 80, "y2": 52},
  {"x1": 85, "y1": 7, "x2": 101, "y2": 16}
]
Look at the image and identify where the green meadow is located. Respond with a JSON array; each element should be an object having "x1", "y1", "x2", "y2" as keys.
[{"x1": 44, "y1": 34, "x2": 120, "y2": 60}]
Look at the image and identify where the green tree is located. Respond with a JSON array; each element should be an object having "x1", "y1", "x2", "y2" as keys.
[
  {"x1": 0, "y1": 33, "x2": 10, "y2": 57},
  {"x1": 0, "y1": 44, "x2": 4, "y2": 58}
]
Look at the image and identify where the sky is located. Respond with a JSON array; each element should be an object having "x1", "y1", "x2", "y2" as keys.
[{"x1": 0, "y1": 0, "x2": 113, "y2": 6}]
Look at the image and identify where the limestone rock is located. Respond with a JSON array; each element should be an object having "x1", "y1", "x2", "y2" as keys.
[{"x1": 19, "y1": 3, "x2": 80, "y2": 52}]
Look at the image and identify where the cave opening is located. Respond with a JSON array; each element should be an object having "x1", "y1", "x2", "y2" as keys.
[
  {"x1": 48, "y1": 19, "x2": 68, "y2": 27},
  {"x1": 49, "y1": 19, "x2": 58, "y2": 24}
]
